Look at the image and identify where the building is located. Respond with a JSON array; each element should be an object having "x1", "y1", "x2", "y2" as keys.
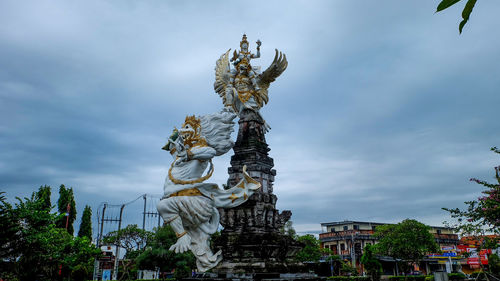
[{"x1": 319, "y1": 220, "x2": 460, "y2": 275}]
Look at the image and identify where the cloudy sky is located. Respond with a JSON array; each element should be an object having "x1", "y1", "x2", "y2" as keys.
[{"x1": 1, "y1": 1, "x2": 499, "y2": 235}]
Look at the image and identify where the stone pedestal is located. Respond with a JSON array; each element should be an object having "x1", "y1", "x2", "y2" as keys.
[{"x1": 213, "y1": 109, "x2": 303, "y2": 274}]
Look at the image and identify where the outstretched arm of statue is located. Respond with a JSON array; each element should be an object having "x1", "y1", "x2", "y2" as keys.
[
  {"x1": 252, "y1": 39, "x2": 261, "y2": 58},
  {"x1": 188, "y1": 146, "x2": 216, "y2": 161}
]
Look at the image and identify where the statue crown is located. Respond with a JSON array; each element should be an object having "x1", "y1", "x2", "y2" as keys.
[
  {"x1": 183, "y1": 115, "x2": 201, "y2": 130},
  {"x1": 240, "y1": 34, "x2": 249, "y2": 48}
]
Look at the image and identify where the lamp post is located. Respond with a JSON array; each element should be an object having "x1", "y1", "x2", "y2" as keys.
[{"x1": 65, "y1": 203, "x2": 71, "y2": 229}]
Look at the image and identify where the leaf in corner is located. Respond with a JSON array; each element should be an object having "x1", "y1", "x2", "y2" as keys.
[
  {"x1": 436, "y1": 0, "x2": 462, "y2": 12},
  {"x1": 459, "y1": 0, "x2": 477, "y2": 33}
]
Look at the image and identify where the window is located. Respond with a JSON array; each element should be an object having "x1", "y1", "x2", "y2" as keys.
[
  {"x1": 343, "y1": 225, "x2": 348, "y2": 231},
  {"x1": 340, "y1": 244, "x2": 345, "y2": 251},
  {"x1": 353, "y1": 224, "x2": 359, "y2": 230},
  {"x1": 437, "y1": 229, "x2": 442, "y2": 235},
  {"x1": 331, "y1": 228, "x2": 336, "y2": 233}
]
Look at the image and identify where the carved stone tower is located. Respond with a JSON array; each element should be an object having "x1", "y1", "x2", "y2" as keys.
[{"x1": 214, "y1": 109, "x2": 302, "y2": 273}]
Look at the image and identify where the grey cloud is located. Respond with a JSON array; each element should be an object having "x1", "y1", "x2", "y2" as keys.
[{"x1": 1, "y1": 0, "x2": 499, "y2": 235}]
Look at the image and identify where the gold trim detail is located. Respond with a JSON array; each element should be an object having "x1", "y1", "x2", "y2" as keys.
[
  {"x1": 229, "y1": 193, "x2": 238, "y2": 203},
  {"x1": 236, "y1": 181, "x2": 245, "y2": 189},
  {"x1": 168, "y1": 160, "x2": 214, "y2": 185},
  {"x1": 176, "y1": 231, "x2": 187, "y2": 238},
  {"x1": 238, "y1": 91, "x2": 253, "y2": 103},
  {"x1": 169, "y1": 188, "x2": 203, "y2": 197},
  {"x1": 243, "y1": 193, "x2": 248, "y2": 200}
]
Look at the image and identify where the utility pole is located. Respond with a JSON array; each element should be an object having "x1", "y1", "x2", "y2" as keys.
[
  {"x1": 112, "y1": 204, "x2": 125, "y2": 281},
  {"x1": 351, "y1": 233, "x2": 356, "y2": 267},
  {"x1": 158, "y1": 211, "x2": 161, "y2": 228},
  {"x1": 93, "y1": 203, "x2": 107, "y2": 281},
  {"x1": 142, "y1": 195, "x2": 146, "y2": 230},
  {"x1": 65, "y1": 202, "x2": 71, "y2": 229}
]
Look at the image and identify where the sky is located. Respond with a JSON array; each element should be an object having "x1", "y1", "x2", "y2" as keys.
[{"x1": 1, "y1": 0, "x2": 499, "y2": 236}]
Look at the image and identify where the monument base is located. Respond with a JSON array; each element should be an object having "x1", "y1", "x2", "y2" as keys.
[{"x1": 213, "y1": 231, "x2": 303, "y2": 273}]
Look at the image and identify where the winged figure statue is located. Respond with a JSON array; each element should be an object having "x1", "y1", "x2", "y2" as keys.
[{"x1": 214, "y1": 34, "x2": 287, "y2": 126}]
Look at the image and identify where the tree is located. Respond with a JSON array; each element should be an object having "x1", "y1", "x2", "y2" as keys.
[
  {"x1": 12, "y1": 193, "x2": 73, "y2": 280},
  {"x1": 57, "y1": 184, "x2": 77, "y2": 235},
  {"x1": 35, "y1": 185, "x2": 52, "y2": 212},
  {"x1": 443, "y1": 147, "x2": 500, "y2": 276},
  {"x1": 0, "y1": 192, "x2": 21, "y2": 277},
  {"x1": 373, "y1": 219, "x2": 439, "y2": 274},
  {"x1": 135, "y1": 225, "x2": 195, "y2": 277},
  {"x1": 295, "y1": 234, "x2": 323, "y2": 262},
  {"x1": 443, "y1": 147, "x2": 500, "y2": 237},
  {"x1": 78, "y1": 205, "x2": 92, "y2": 239},
  {"x1": 361, "y1": 244, "x2": 382, "y2": 281},
  {"x1": 279, "y1": 220, "x2": 297, "y2": 238},
  {"x1": 436, "y1": 0, "x2": 477, "y2": 34},
  {"x1": 62, "y1": 236, "x2": 101, "y2": 281},
  {"x1": 0, "y1": 189, "x2": 100, "y2": 281},
  {"x1": 103, "y1": 224, "x2": 153, "y2": 280}
]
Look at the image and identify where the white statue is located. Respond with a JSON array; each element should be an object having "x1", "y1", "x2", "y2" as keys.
[
  {"x1": 214, "y1": 34, "x2": 288, "y2": 128},
  {"x1": 156, "y1": 109, "x2": 261, "y2": 272}
]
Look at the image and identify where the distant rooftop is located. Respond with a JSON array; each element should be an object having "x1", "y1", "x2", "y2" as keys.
[{"x1": 320, "y1": 220, "x2": 453, "y2": 230}]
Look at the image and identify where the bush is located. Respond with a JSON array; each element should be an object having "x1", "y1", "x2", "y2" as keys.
[
  {"x1": 327, "y1": 277, "x2": 370, "y2": 281},
  {"x1": 448, "y1": 273, "x2": 466, "y2": 281},
  {"x1": 470, "y1": 272, "x2": 486, "y2": 281},
  {"x1": 425, "y1": 275, "x2": 434, "y2": 281},
  {"x1": 388, "y1": 276, "x2": 426, "y2": 281},
  {"x1": 327, "y1": 277, "x2": 350, "y2": 281}
]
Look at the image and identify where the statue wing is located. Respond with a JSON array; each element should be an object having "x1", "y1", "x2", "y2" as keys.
[
  {"x1": 214, "y1": 49, "x2": 232, "y2": 105},
  {"x1": 255, "y1": 49, "x2": 288, "y2": 108}
]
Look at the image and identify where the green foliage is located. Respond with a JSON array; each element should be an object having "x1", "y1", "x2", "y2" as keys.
[
  {"x1": 489, "y1": 253, "x2": 500, "y2": 277},
  {"x1": 425, "y1": 275, "x2": 434, "y2": 281},
  {"x1": 135, "y1": 225, "x2": 195, "y2": 273},
  {"x1": 373, "y1": 219, "x2": 438, "y2": 274},
  {"x1": 360, "y1": 244, "x2": 382, "y2": 281},
  {"x1": 389, "y1": 276, "x2": 426, "y2": 281},
  {"x1": 327, "y1": 274, "x2": 365, "y2": 280},
  {"x1": 341, "y1": 261, "x2": 359, "y2": 276},
  {"x1": 443, "y1": 148, "x2": 500, "y2": 245},
  {"x1": 57, "y1": 184, "x2": 77, "y2": 235},
  {"x1": 279, "y1": 220, "x2": 297, "y2": 238},
  {"x1": 0, "y1": 192, "x2": 21, "y2": 277},
  {"x1": 436, "y1": 0, "x2": 477, "y2": 33},
  {"x1": 447, "y1": 273, "x2": 466, "y2": 281},
  {"x1": 0, "y1": 189, "x2": 100, "y2": 281},
  {"x1": 62, "y1": 236, "x2": 101, "y2": 281},
  {"x1": 295, "y1": 234, "x2": 322, "y2": 262},
  {"x1": 103, "y1": 224, "x2": 152, "y2": 253},
  {"x1": 470, "y1": 272, "x2": 487, "y2": 281},
  {"x1": 35, "y1": 185, "x2": 52, "y2": 212},
  {"x1": 78, "y1": 205, "x2": 93, "y2": 238},
  {"x1": 103, "y1": 224, "x2": 153, "y2": 280}
]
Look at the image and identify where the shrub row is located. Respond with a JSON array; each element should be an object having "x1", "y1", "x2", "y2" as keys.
[
  {"x1": 389, "y1": 275, "x2": 427, "y2": 281},
  {"x1": 386, "y1": 274, "x2": 465, "y2": 281},
  {"x1": 87, "y1": 279, "x2": 175, "y2": 281},
  {"x1": 327, "y1": 277, "x2": 370, "y2": 281},
  {"x1": 448, "y1": 273, "x2": 467, "y2": 281}
]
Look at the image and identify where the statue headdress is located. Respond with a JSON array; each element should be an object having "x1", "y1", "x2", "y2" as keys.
[{"x1": 240, "y1": 34, "x2": 249, "y2": 49}]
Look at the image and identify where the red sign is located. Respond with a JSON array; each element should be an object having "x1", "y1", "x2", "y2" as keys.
[{"x1": 457, "y1": 245, "x2": 490, "y2": 265}]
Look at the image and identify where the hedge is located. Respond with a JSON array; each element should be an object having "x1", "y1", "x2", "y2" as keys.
[
  {"x1": 448, "y1": 273, "x2": 466, "y2": 281},
  {"x1": 327, "y1": 277, "x2": 370, "y2": 281}
]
